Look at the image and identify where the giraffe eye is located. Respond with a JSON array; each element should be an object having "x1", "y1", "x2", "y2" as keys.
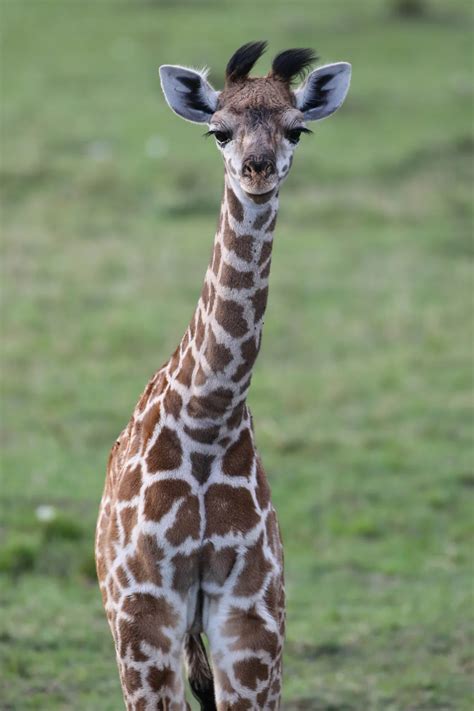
[
  {"x1": 286, "y1": 128, "x2": 303, "y2": 144},
  {"x1": 212, "y1": 130, "x2": 232, "y2": 145},
  {"x1": 285, "y1": 127, "x2": 312, "y2": 145}
]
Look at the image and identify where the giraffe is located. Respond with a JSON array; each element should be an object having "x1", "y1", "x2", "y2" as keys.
[{"x1": 95, "y1": 41, "x2": 351, "y2": 711}]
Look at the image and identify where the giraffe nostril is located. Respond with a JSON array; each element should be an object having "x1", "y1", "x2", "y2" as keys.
[{"x1": 242, "y1": 155, "x2": 276, "y2": 180}]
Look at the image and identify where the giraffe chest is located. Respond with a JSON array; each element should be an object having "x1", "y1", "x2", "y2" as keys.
[{"x1": 97, "y1": 421, "x2": 279, "y2": 601}]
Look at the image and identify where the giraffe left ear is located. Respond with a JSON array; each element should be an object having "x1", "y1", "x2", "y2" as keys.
[
  {"x1": 159, "y1": 65, "x2": 219, "y2": 124},
  {"x1": 294, "y1": 62, "x2": 351, "y2": 121}
]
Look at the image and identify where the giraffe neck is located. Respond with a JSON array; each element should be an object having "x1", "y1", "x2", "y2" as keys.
[{"x1": 169, "y1": 175, "x2": 278, "y2": 429}]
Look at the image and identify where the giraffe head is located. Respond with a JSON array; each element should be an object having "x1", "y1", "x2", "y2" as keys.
[{"x1": 159, "y1": 42, "x2": 351, "y2": 204}]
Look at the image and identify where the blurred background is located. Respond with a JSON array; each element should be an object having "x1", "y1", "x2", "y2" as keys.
[{"x1": 1, "y1": 0, "x2": 473, "y2": 709}]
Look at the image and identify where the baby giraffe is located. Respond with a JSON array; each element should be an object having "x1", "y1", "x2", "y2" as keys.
[{"x1": 96, "y1": 42, "x2": 351, "y2": 711}]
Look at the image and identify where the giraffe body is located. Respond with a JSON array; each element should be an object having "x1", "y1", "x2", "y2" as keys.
[
  {"x1": 96, "y1": 183, "x2": 284, "y2": 709},
  {"x1": 96, "y1": 42, "x2": 351, "y2": 710}
]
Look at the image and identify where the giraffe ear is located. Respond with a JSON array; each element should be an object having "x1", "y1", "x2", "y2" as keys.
[
  {"x1": 159, "y1": 65, "x2": 219, "y2": 124},
  {"x1": 294, "y1": 62, "x2": 351, "y2": 121}
]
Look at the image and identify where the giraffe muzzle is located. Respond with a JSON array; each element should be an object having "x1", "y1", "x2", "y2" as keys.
[{"x1": 241, "y1": 155, "x2": 276, "y2": 181}]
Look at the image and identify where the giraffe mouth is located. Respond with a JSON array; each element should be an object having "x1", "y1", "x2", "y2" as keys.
[{"x1": 243, "y1": 188, "x2": 276, "y2": 204}]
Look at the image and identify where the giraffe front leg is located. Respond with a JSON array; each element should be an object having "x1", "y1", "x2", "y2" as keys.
[
  {"x1": 206, "y1": 588, "x2": 284, "y2": 710},
  {"x1": 110, "y1": 589, "x2": 190, "y2": 711}
]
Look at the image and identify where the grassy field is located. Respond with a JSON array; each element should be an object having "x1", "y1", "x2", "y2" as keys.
[{"x1": 1, "y1": 0, "x2": 473, "y2": 709}]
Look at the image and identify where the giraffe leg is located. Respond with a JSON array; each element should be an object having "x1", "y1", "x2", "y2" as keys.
[
  {"x1": 108, "y1": 589, "x2": 190, "y2": 711},
  {"x1": 206, "y1": 596, "x2": 284, "y2": 710}
]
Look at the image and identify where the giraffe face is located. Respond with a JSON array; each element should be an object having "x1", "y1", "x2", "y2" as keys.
[
  {"x1": 159, "y1": 42, "x2": 351, "y2": 204},
  {"x1": 208, "y1": 77, "x2": 306, "y2": 201}
]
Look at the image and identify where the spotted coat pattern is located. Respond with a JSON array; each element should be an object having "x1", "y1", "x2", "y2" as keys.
[{"x1": 96, "y1": 177, "x2": 284, "y2": 710}]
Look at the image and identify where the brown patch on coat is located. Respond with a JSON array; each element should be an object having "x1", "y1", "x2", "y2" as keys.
[
  {"x1": 208, "y1": 282, "x2": 216, "y2": 312},
  {"x1": 260, "y1": 260, "x2": 271, "y2": 279},
  {"x1": 226, "y1": 186, "x2": 244, "y2": 222},
  {"x1": 172, "y1": 551, "x2": 199, "y2": 592},
  {"x1": 271, "y1": 675, "x2": 282, "y2": 698},
  {"x1": 257, "y1": 688, "x2": 270, "y2": 707},
  {"x1": 217, "y1": 207, "x2": 224, "y2": 233},
  {"x1": 265, "y1": 509, "x2": 283, "y2": 565},
  {"x1": 215, "y1": 296, "x2": 248, "y2": 337},
  {"x1": 166, "y1": 494, "x2": 200, "y2": 546},
  {"x1": 163, "y1": 388, "x2": 182, "y2": 419},
  {"x1": 184, "y1": 424, "x2": 220, "y2": 444},
  {"x1": 259, "y1": 240, "x2": 272, "y2": 265},
  {"x1": 115, "y1": 565, "x2": 129, "y2": 588},
  {"x1": 264, "y1": 573, "x2": 280, "y2": 617},
  {"x1": 225, "y1": 604, "x2": 280, "y2": 656},
  {"x1": 226, "y1": 403, "x2": 244, "y2": 429},
  {"x1": 147, "y1": 665, "x2": 175, "y2": 692},
  {"x1": 119, "y1": 593, "x2": 177, "y2": 658},
  {"x1": 146, "y1": 426, "x2": 182, "y2": 472},
  {"x1": 189, "y1": 312, "x2": 196, "y2": 339},
  {"x1": 232, "y1": 362, "x2": 250, "y2": 383},
  {"x1": 120, "y1": 506, "x2": 138, "y2": 546},
  {"x1": 204, "y1": 484, "x2": 259, "y2": 536},
  {"x1": 253, "y1": 206, "x2": 272, "y2": 231},
  {"x1": 190, "y1": 452, "x2": 214, "y2": 484},
  {"x1": 255, "y1": 458, "x2": 271, "y2": 509},
  {"x1": 144, "y1": 478, "x2": 190, "y2": 521},
  {"x1": 176, "y1": 348, "x2": 195, "y2": 388},
  {"x1": 126, "y1": 532, "x2": 164, "y2": 586},
  {"x1": 212, "y1": 241, "x2": 222, "y2": 276},
  {"x1": 141, "y1": 400, "x2": 161, "y2": 447},
  {"x1": 117, "y1": 464, "x2": 142, "y2": 501},
  {"x1": 108, "y1": 577, "x2": 120, "y2": 603},
  {"x1": 136, "y1": 379, "x2": 154, "y2": 414},
  {"x1": 266, "y1": 212, "x2": 277, "y2": 233},
  {"x1": 222, "y1": 214, "x2": 254, "y2": 262},
  {"x1": 194, "y1": 312, "x2": 206, "y2": 350},
  {"x1": 128, "y1": 427, "x2": 143, "y2": 460},
  {"x1": 220, "y1": 262, "x2": 254, "y2": 290},
  {"x1": 201, "y1": 281, "x2": 209, "y2": 309},
  {"x1": 231, "y1": 335, "x2": 259, "y2": 383},
  {"x1": 239, "y1": 375, "x2": 252, "y2": 394},
  {"x1": 123, "y1": 665, "x2": 141, "y2": 693},
  {"x1": 222, "y1": 428, "x2": 254, "y2": 476},
  {"x1": 214, "y1": 668, "x2": 235, "y2": 695},
  {"x1": 252, "y1": 287, "x2": 268, "y2": 323},
  {"x1": 204, "y1": 327, "x2": 233, "y2": 372},
  {"x1": 168, "y1": 347, "x2": 180, "y2": 376},
  {"x1": 234, "y1": 657, "x2": 269, "y2": 690},
  {"x1": 201, "y1": 543, "x2": 237, "y2": 585},
  {"x1": 233, "y1": 534, "x2": 272, "y2": 596},
  {"x1": 106, "y1": 510, "x2": 120, "y2": 559},
  {"x1": 194, "y1": 365, "x2": 207, "y2": 386},
  {"x1": 188, "y1": 388, "x2": 233, "y2": 419}
]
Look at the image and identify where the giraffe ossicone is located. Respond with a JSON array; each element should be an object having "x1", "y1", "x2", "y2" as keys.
[{"x1": 96, "y1": 41, "x2": 351, "y2": 710}]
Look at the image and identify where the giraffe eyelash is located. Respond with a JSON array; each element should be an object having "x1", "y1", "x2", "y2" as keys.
[
  {"x1": 203, "y1": 128, "x2": 233, "y2": 144},
  {"x1": 285, "y1": 126, "x2": 313, "y2": 144}
]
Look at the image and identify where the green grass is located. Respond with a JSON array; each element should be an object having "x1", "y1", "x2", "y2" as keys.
[{"x1": 1, "y1": 0, "x2": 473, "y2": 708}]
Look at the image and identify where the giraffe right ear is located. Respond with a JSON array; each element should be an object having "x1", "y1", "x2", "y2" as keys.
[{"x1": 159, "y1": 65, "x2": 219, "y2": 124}]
